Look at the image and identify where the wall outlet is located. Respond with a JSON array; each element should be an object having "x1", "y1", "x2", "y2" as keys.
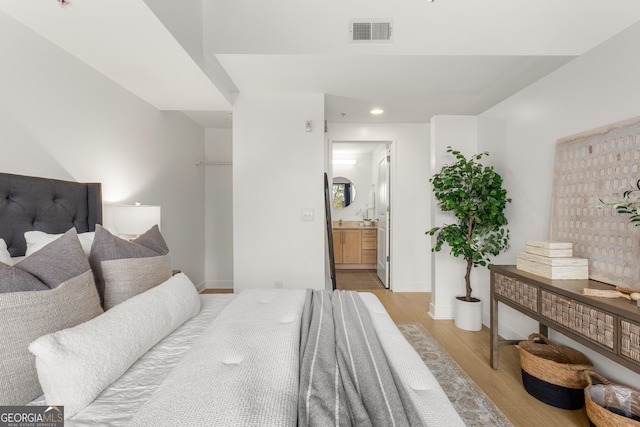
[
  {"x1": 274, "y1": 280, "x2": 283, "y2": 288},
  {"x1": 301, "y1": 209, "x2": 314, "y2": 221}
]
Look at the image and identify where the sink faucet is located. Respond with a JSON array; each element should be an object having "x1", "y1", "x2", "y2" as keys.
[{"x1": 339, "y1": 219, "x2": 343, "y2": 226}]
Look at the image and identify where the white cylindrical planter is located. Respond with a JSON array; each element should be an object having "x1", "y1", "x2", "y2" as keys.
[{"x1": 454, "y1": 298, "x2": 483, "y2": 331}]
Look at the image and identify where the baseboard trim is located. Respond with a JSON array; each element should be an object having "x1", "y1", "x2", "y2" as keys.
[
  {"x1": 195, "y1": 281, "x2": 206, "y2": 293},
  {"x1": 204, "y1": 280, "x2": 234, "y2": 289},
  {"x1": 429, "y1": 302, "x2": 455, "y2": 320},
  {"x1": 336, "y1": 264, "x2": 376, "y2": 270}
]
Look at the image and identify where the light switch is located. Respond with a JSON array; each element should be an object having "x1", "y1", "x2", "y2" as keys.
[{"x1": 301, "y1": 209, "x2": 314, "y2": 221}]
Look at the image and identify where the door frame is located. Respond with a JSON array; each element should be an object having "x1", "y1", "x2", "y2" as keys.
[{"x1": 329, "y1": 138, "x2": 397, "y2": 290}]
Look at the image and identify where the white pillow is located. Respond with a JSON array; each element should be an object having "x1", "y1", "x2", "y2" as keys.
[
  {"x1": 0, "y1": 239, "x2": 11, "y2": 265},
  {"x1": 29, "y1": 273, "x2": 201, "y2": 419},
  {"x1": 25, "y1": 230, "x2": 94, "y2": 257}
]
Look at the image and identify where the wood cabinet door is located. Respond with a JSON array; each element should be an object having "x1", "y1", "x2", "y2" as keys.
[
  {"x1": 333, "y1": 230, "x2": 343, "y2": 263},
  {"x1": 342, "y1": 230, "x2": 362, "y2": 264}
]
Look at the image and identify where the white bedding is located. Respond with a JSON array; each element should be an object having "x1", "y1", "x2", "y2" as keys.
[
  {"x1": 359, "y1": 293, "x2": 464, "y2": 426},
  {"x1": 129, "y1": 288, "x2": 306, "y2": 427},
  {"x1": 28, "y1": 290, "x2": 463, "y2": 426},
  {"x1": 29, "y1": 293, "x2": 234, "y2": 426}
]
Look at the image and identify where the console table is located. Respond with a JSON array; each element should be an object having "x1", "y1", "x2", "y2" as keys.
[{"x1": 490, "y1": 265, "x2": 640, "y2": 373}]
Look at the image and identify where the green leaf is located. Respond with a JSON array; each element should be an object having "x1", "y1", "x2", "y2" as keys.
[{"x1": 426, "y1": 147, "x2": 511, "y2": 297}]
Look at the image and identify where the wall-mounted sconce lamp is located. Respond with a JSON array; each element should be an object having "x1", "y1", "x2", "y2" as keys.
[{"x1": 112, "y1": 202, "x2": 161, "y2": 239}]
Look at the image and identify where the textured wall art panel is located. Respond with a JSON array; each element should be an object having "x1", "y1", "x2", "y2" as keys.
[{"x1": 550, "y1": 116, "x2": 640, "y2": 289}]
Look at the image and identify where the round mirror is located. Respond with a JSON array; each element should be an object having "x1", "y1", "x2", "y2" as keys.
[{"x1": 332, "y1": 177, "x2": 356, "y2": 209}]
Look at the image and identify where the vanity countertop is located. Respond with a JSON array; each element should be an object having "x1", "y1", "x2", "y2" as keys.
[{"x1": 332, "y1": 220, "x2": 377, "y2": 229}]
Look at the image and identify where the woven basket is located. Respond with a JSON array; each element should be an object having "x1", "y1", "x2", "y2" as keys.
[
  {"x1": 584, "y1": 371, "x2": 640, "y2": 427},
  {"x1": 519, "y1": 333, "x2": 593, "y2": 409}
]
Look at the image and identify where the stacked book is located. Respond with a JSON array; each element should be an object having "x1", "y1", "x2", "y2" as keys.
[{"x1": 516, "y1": 240, "x2": 588, "y2": 280}]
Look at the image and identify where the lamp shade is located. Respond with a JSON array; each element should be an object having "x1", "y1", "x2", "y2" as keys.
[{"x1": 112, "y1": 204, "x2": 161, "y2": 237}]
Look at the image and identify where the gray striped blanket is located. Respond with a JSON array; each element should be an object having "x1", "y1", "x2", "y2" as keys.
[{"x1": 298, "y1": 290, "x2": 423, "y2": 427}]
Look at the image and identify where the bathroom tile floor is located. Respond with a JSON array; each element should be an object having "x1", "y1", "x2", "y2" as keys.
[{"x1": 336, "y1": 269, "x2": 386, "y2": 290}]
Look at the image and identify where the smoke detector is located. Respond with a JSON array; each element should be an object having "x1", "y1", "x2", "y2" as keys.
[{"x1": 349, "y1": 19, "x2": 393, "y2": 43}]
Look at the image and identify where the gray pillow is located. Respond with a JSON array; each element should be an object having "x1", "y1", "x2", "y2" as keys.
[
  {"x1": 0, "y1": 228, "x2": 89, "y2": 293},
  {"x1": 89, "y1": 225, "x2": 171, "y2": 310},
  {"x1": 0, "y1": 265, "x2": 49, "y2": 292},
  {"x1": 0, "y1": 228, "x2": 103, "y2": 405}
]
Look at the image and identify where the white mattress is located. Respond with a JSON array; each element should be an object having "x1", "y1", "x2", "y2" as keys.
[
  {"x1": 128, "y1": 288, "x2": 306, "y2": 427},
  {"x1": 29, "y1": 293, "x2": 234, "y2": 426},
  {"x1": 29, "y1": 290, "x2": 463, "y2": 426}
]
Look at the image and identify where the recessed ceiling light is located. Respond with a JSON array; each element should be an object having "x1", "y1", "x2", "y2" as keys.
[{"x1": 370, "y1": 108, "x2": 384, "y2": 115}]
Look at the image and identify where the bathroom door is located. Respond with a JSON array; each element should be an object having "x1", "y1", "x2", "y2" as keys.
[{"x1": 377, "y1": 152, "x2": 390, "y2": 288}]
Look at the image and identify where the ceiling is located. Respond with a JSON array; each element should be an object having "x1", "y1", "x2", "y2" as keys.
[{"x1": 2, "y1": 1, "x2": 640, "y2": 127}]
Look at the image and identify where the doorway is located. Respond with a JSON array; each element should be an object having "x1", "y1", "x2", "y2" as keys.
[{"x1": 330, "y1": 140, "x2": 393, "y2": 290}]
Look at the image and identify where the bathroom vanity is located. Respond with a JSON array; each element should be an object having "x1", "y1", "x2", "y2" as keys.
[{"x1": 332, "y1": 221, "x2": 377, "y2": 269}]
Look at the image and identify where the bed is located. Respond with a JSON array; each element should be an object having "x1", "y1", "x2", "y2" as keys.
[{"x1": 0, "y1": 172, "x2": 464, "y2": 426}]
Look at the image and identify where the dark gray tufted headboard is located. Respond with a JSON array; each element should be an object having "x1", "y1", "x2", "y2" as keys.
[{"x1": 0, "y1": 173, "x2": 102, "y2": 257}]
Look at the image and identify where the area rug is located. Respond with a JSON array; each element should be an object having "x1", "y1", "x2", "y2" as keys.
[{"x1": 397, "y1": 323, "x2": 513, "y2": 427}]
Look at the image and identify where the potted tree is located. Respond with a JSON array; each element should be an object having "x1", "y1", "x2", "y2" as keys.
[{"x1": 427, "y1": 147, "x2": 511, "y2": 331}]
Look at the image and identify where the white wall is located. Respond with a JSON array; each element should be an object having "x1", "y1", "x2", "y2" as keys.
[
  {"x1": 232, "y1": 93, "x2": 326, "y2": 290},
  {"x1": 477, "y1": 21, "x2": 640, "y2": 385},
  {"x1": 327, "y1": 123, "x2": 431, "y2": 292},
  {"x1": 0, "y1": 12, "x2": 206, "y2": 285},
  {"x1": 204, "y1": 128, "x2": 233, "y2": 288}
]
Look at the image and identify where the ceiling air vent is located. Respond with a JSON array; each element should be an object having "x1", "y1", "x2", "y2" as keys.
[{"x1": 349, "y1": 19, "x2": 393, "y2": 43}]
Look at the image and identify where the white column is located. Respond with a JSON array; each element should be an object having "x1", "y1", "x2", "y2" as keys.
[{"x1": 232, "y1": 93, "x2": 326, "y2": 291}]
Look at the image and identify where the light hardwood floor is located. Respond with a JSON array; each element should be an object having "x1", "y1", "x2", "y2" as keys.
[
  {"x1": 201, "y1": 288, "x2": 590, "y2": 426},
  {"x1": 367, "y1": 290, "x2": 590, "y2": 427}
]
